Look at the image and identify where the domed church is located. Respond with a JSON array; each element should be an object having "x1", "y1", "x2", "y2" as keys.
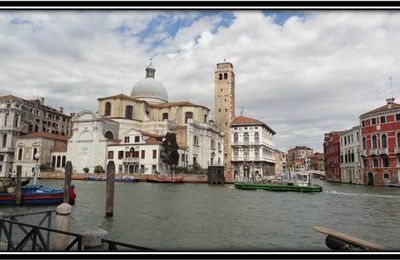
[{"x1": 67, "y1": 61, "x2": 224, "y2": 175}]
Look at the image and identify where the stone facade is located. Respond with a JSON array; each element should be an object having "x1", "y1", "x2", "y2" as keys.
[
  {"x1": 340, "y1": 126, "x2": 363, "y2": 184},
  {"x1": 324, "y1": 132, "x2": 341, "y2": 182},
  {"x1": 214, "y1": 62, "x2": 235, "y2": 172},
  {"x1": 287, "y1": 146, "x2": 314, "y2": 173},
  {"x1": 274, "y1": 150, "x2": 287, "y2": 176},
  {"x1": 0, "y1": 95, "x2": 72, "y2": 176}
]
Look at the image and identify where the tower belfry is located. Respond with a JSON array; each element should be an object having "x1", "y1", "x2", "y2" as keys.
[{"x1": 214, "y1": 61, "x2": 235, "y2": 171}]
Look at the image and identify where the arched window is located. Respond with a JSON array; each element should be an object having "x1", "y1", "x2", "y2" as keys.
[
  {"x1": 372, "y1": 135, "x2": 377, "y2": 149},
  {"x1": 255, "y1": 147, "x2": 260, "y2": 156},
  {"x1": 62, "y1": 156, "x2": 66, "y2": 167},
  {"x1": 218, "y1": 142, "x2": 221, "y2": 151},
  {"x1": 185, "y1": 112, "x2": 193, "y2": 123},
  {"x1": 254, "y1": 132, "x2": 259, "y2": 144},
  {"x1": 381, "y1": 134, "x2": 387, "y2": 148},
  {"x1": 244, "y1": 148, "x2": 249, "y2": 157},
  {"x1": 104, "y1": 131, "x2": 114, "y2": 140},
  {"x1": 224, "y1": 73, "x2": 227, "y2": 79},
  {"x1": 211, "y1": 139, "x2": 215, "y2": 149},
  {"x1": 397, "y1": 132, "x2": 400, "y2": 147},
  {"x1": 233, "y1": 133, "x2": 238, "y2": 143},
  {"x1": 18, "y1": 148, "x2": 23, "y2": 160},
  {"x1": 105, "y1": 102, "x2": 111, "y2": 116},
  {"x1": 204, "y1": 114, "x2": 207, "y2": 123},
  {"x1": 193, "y1": 136, "x2": 198, "y2": 145},
  {"x1": 125, "y1": 105, "x2": 133, "y2": 119},
  {"x1": 219, "y1": 73, "x2": 222, "y2": 80},
  {"x1": 56, "y1": 156, "x2": 61, "y2": 168},
  {"x1": 362, "y1": 137, "x2": 366, "y2": 150},
  {"x1": 52, "y1": 156, "x2": 56, "y2": 167},
  {"x1": 243, "y1": 132, "x2": 249, "y2": 143},
  {"x1": 34, "y1": 125, "x2": 38, "y2": 133},
  {"x1": 130, "y1": 147, "x2": 135, "y2": 158},
  {"x1": 32, "y1": 148, "x2": 37, "y2": 160}
]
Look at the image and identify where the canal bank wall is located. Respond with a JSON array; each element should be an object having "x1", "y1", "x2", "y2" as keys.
[{"x1": 38, "y1": 171, "x2": 217, "y2": 183}]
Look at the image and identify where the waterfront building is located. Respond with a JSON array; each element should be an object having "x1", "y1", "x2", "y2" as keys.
[
  {"x1": 214, "y1": 61, "x2": 235, "y2": 174},
  {"x1": 360, "y1": 97, "x2": 400, "y2": 185},
  {"x1": 0, "y1": 95, "x2": 72, "y2": 176},
  {"x1": 323, "y1": 131, "x2": 341, "y2": 182},
  {"x1": 339, "y1": 126, "x2": 363, "y2": 184},
  {"x1": 67, "y1": 62, "x2": 224, "y2": 174},
  {"x1": 309, "y1": 152, "x2": 325, "y2": 171},
  {"x1": 287, "y1": 146, "x2": 313, "y2": 173},
  {"x1": 13, "y1": 132, "x2": 68, "y2": 177},
  {"x1": 231, "y1": 116, "x2": 276, "y2": 181},
  {"x1": 274, "y1": 150, "x2": 287, "y2": 176}
]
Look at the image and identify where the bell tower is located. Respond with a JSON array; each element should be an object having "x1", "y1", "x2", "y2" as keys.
[{"x1": 214, "y1": 61, "x2": 235, "y2": 172}]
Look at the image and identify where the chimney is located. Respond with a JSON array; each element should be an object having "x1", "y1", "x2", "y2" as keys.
[
  {"x1": 59, "y1": 107, "x2": 64, "y2": 113},
  {"x1": 386, "y1": 97, "x2": 395, "y2": 109}
]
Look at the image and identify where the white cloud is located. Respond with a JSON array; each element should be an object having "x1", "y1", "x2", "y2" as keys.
[{"x1": 1, "y1": 10, "x2": 400, "y2": 152}]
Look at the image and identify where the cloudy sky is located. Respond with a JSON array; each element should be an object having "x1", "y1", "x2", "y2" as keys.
[{"x1": 1, "y1": 10, "x2": 400, "y2": 152}]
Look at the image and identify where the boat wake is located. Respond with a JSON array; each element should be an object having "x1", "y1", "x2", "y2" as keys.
[{"x1": 325, "y1": 190, "x2": 400, "y2": 199}]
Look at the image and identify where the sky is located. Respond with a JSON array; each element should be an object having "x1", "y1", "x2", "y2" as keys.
[{"x1": 1, "y1": 10, "x2": 400, "y2": 152}]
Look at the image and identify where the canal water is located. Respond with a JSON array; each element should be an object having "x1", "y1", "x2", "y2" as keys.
[{"x1": 1, "y1": 179, "x2": 400, "y2": 251}]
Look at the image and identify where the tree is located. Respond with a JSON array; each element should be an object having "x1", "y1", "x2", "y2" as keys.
[
  {"x1": 94, "y1": 165, "x2": 105, "y2": 174},
  {"x1": 160, "y1": 133, "x2": 180, "y2": 175}
]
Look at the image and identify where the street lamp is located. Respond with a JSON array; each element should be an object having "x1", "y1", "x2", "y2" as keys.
[{"x1": 33, "y1": 152, "x2": 40, "y2": 186}]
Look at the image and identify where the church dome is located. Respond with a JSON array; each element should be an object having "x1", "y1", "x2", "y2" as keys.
[{"x1": 131, "y1": 62, "x2": 168, "y2": 104}]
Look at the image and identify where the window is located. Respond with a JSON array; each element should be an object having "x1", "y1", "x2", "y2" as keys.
[
  {"x1": 134, "y1": 151, "x2": 139, "y2": 158},
  {"x1": 125, "y1": 105, "x2": 133, "y2": 119},
  {"x1": 52, "y1": 156, "x2": 56, "y2": 167},
  {"x1": 397, "y1": 132, "x2": 400, "y2": 147},
  {"x1": 211, "y1": 139, "x2": 215, "y2": 150},
  {"x1": 18, "y1": 148, "x2": 23, "y2": 160},
  {"x1": 181, "y1": 153, "x2": 185, "y2": 162},
  {"x1": 62, "y1": 156, "x2": 66, "y2": 167},
  {"x1": 373, "y1": 159, "x2": 379, "y2": 168},
  {"x1": 108, "y1": 151, "x2": 114, "y2": 159},
  {"x1": 362, "y1": 137, "x2": 366, "y2": 150},
  {"x1": 381, "y1": 134, "x2": 387, "y2": 148},
  {"x1": 104, "y1": 131, "x2": 114, "y2": 140},
  {"x1": 224, "y1": 73, "x2": 227, "y2": 79},
  {"x1": 140, "y1": 165, "x2": 145, "y2": 173},
  {"x1": 0, "y1": 155, "x2": 4, "y2": 161},
  {"x1": 243, "y1": 132, "x2": 249, "y2": 143},
  {"x1": 193, "y1": 136, "x2": 198, "y2": 146},
  {"x1": 384, "y1": 173, "x2": 390, "y2": 179},
  {"x1": 218, "y1": 143, "x2": 221, "y2": 151},
  {"x1": 153, "y1": 150, "x2": 157, "y2": 159},
  {"x1": 372, "y1": 135, "x2": 377, "y2": 149},
  {"x1": 233, "y1": 148, "x2": 238, "y2": 156},
  {"x1": 254, "y1": 132, "x2": 259, "y2": 144},
  {"x1": 162, "y1": 113, "x2": 168, "y2": 120},
  {"x1": 118, "y1": 151, "x2": 124, "y2": 159},
  {"x1": 380, "y1": 116, "x2": 386, "y2": 124},
  {"x1": 2, "y1": 134, "x2": 6, "y2": 147},
  {"x1": 255, "y1": 147, "x2": 259, "y2": 156},
  {"x1": 32, "y1": 148, "x2": 37, "y2": 160},
  {"x1": 152, "y1": 165, "x2": 157, "y2": 174},
  {"x1": 135, "y1": 136, "x2": 140, "y2": 143},
  {"x1": 185, "y1": 112, "x2": 193, "y2": 123},
  {"x1": 124, "y1": 137, "x2": 129, "y2": 143},
  {"x1": 204, "y1": 114, "x2": 207, "y2": 123},
  {"x1": 105, "y1": 102, "x2": 111, "y2": 116},
  {"x1": 141, "y1": 150, "x2": 145, "y2": 159},
  {"x1": 219, "y1": 73, "x2": 222, "y2": 80},
  {"x1": 56, "y1": 156, "x2": 61, "y2": 168},
  {"x1": 396, "y1": 114, "x2": 400, "y2": 121},
  {"x1": 371, "y1": 118, "x2": 376, "y2": 125},
  {"x1": 383, "y1": 157, "x2": 389, "y2": 167}
]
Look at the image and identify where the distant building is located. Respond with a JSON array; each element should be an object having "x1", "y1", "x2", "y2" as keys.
[
  {"x1": 324, "y1": 132, "x2": 341, "y2": 182},
  {"x1": 13, "y1": 132, "x2": 68, "y2": 177},
  {"x1": 287, "y1": 146, "x2": 313, "y2": 172},
  {"x1": 339, "y1": 126, "x2": 363, "y2": 184},
  {"x1": 0, "y1": 95, "x2": 72, "y2": 176},
  {"x1": 231, "y1": 116, "x2": 276, "y2": 181},
  {"x1": 360, "y1": 97, "x2": 400, "y2": 186},
  {"x1": 309, "y1": 152, "x2": 324, "y2": 171},
  {"x1": 274, "y1": 150, "x2": 287, "y2": 176}
]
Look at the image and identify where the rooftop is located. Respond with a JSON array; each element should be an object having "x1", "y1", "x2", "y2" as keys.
[
  {"x1": 360, "y1": 97, "x2": 400, "y2": 118},
  {"x1": 231, "y1": 116, "x2": 276, "y2": 135},
  {"x1": 18, "y1": 132, "x2": 69, "y2": 142}
]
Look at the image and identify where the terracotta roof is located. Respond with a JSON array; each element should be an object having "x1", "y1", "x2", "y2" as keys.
[
  {"x1": 145, "y1": 137, "x2": 163, "y2": 145},
  {"x1": 97, "y1": 94, "x2": 134, "y2": 101},
  {"x1": 360, "y1": 102, "x2": 400, "y2": 118},
  {"x1": 169, "y1": 125, "x2": 187, "y2": 131},
  {"x1": 18, "y1": 132, "x2": 69, "y2": 142},
  {"x1": 0, "y1": 95, "x2": 26, "y2": 102},
  {"x1": 137, "y1": 129, "x2": 164, "y2": 138},
  {"x1": 155, "y1": 101, "x2": 209, "y2": 110},
  {"x1": 231, "y1": 116, "x2": 276, "y2": 135}
]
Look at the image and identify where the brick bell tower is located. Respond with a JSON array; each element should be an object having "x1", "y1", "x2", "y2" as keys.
[{"x1": 214, "y1": 61, "x2": 235, "y2": 174}]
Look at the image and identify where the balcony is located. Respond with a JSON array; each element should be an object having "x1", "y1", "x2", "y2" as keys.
[
  {"x1": 121, "y1": 157, "x2": 140, "y2": 163},
  {"x1": 379, "y1": 148, "x2": 388, "y2": 155},
  {"x1": 370, "y1": 149, "x2": 378, "y2": 156},
  {"x1": 395, "y1": 147, "x2": 400, "y2": 155},
  {"x1": 361, "y1": 150, "x2": 367, "y2": 157}
]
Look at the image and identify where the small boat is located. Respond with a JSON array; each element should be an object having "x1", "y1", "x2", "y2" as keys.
[
  {"x1": 388, "y1": 183, "x2": 400, "y2": 188},
  {"x1": 234, "y1": 172, "x2": 322, "y2": 192},
  {"x1": 85, "y1": 176, "x2": 106, "y2": 181},
  {"x1": 0, "y1": 185, "x2": 76, "y2": 205},
  {"x1": 146, "y1": 175, "x2": 184, "y2": 183},
  {"x1": 115, "y1": 176, "x2": 140, "y2": 182}
]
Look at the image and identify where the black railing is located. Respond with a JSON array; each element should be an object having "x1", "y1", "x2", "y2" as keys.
[{"x1": 0, "y1": 211, "x2": 153, "y2": 251}]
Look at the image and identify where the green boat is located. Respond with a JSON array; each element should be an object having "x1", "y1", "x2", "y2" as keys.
[
  {"x1": 234, "y1": 172, "x2": 323, "y2": 192},
  {"x1": 234, "y1": 182, "x2": 322, "y2": 192}
]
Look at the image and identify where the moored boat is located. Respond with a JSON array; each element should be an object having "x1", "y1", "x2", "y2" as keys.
[
  {"x1": 146, "y1": 175, "x2": 184, "y2": 183},
  {"x1": 115, "y1": 176, "x2": 140, "y2": 182},
  {"x1": 85, "y1": 176, "x2": 106, "y2": 181},
  {"x1": 0, "y1": 185, "x2": 76, "y2": 205}
]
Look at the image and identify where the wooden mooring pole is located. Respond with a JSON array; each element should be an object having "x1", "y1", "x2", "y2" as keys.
[
  {"x1": 64, "y1": 161, "x2": 72, "y2": 204},
  {"x1": 15, "y1": 165, "x2": 22, "y2": 206},
  {"x1": 105, "y1": 161, "x2": 115, "y2": 217}
]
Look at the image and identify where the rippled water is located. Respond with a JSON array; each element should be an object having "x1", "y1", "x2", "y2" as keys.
[{"x1": 1, "y1": 179, "x2": 400, "y2": 251}]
